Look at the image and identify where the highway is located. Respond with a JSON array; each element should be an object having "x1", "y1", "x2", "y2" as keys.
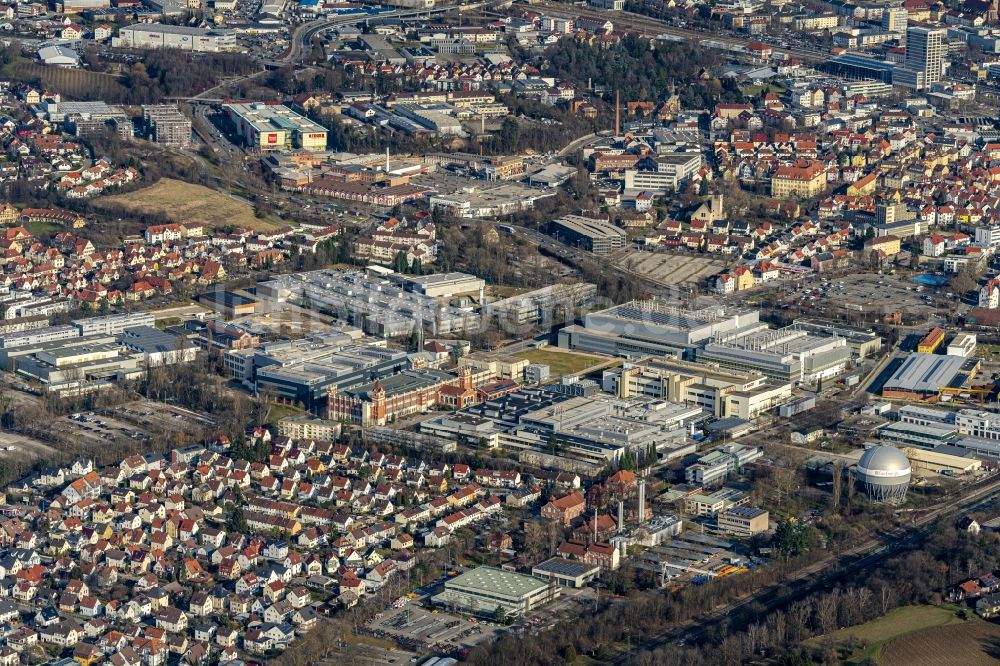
[
  {"x1": 279, "y1": 5, "x2": 464, "y2": 65},
  {"x1": 557, "y1": 132, "x2": 599, "y2": 158},
  {"x1": 610, "y1": 472, "x2": 1000, "y2": 663}
]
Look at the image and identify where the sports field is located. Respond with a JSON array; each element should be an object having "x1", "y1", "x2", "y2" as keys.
[{"x1": 96, "y1": 178, "x2": 279, "y2": 232}]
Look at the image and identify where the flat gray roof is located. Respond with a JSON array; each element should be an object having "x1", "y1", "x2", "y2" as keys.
[
  {"x1": 883, "y1": 353, "x2": 965, "y2": 393},
  {"x1": 553, "y1": 215, "x2": 626, "y2": 241},
  {"x1": 446, "y1": 567, "x2": 549, "y2": 599}
]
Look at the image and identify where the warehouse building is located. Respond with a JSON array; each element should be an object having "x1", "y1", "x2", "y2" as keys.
[
  {"x1": 432, "y1": 567, "x2": 559, "y2": 617},
  {"x1": 881, "y1": 353, "x2": 970, "y2": 400},
  {"x1": 38, "y1": 45, "x2": 80, "y2": 67},
  {"x1": 901, "y1": 445, "x2": 982, "y2": 476},
  {"x1": 875, "y1": 420, "x2": 958, "y2": 448},
  {"x1": 551, "y1": 215, "x2": 627, "y2": 255},
  {"x1": 327, "y1": 368, "x2": 463, "y2": 426},
  {"x1": 0, "y1": 312, "x2": 155, "y2": 350},
  {"x1": 142, "y1": 105, "x2": 192, "y2": 147},
  {"x1": 198, "y1": 291, "x2": 258, "y2": 319},
  {"x1": 9, "y1": 336, "x2": 143, "y2": 388},
  {"x1": 223, "y1": 103, "x2": 328, "y2": 151},
  {"x1": 45, "y1": 101, "x2": 124, "y2": 124},
  {"x1": 623, "y1": 152, "x2": 702, "y2": 194},
  {"x1": 113, "y1": 23, "x2": 237, "y2": 52},
  {"x1": 118, "y1": 326, "x2": 198, "y2": 367}
]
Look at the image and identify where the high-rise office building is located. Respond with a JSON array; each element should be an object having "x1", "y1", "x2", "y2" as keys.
[{"x1": 899, "y1": 26, "x2": 946, "y2": 89}]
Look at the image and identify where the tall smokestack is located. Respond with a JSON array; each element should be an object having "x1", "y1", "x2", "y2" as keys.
[
  {"x1": 594, "y1": 507, "x2": 598, "y2": 543},
  {"x1": 615, "y1": 89, "x2": 620, "y2": 136},
  {"x1": 618, "y1": 500, "x2": 624, "y2": 533},
  {"x1": 385, "y1": 146, "x2": 390, "y2": 173},
  {"x1": 638, "y1": 479, "x2": 646, "y2": 523}
]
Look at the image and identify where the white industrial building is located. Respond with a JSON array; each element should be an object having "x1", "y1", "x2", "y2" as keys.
[
  {"x1": 256, "y1": 269, "x2": 479, "y2": 337},
  {"x1": 422, "y1": 387, "x2": 700, "y2": 473},
  {"x1": 955, "y1": 409, "x2": 1000, "y2": 441},
  {"x1": 38, "y1": 45, "x2": 79, "y2": 67},
  {"x1": 559, "y1": 301, "x2": 761, "y2": 359},
  {"x1": 113, "y1": 23, "x2": 237, "y2": 52},
  {"x1": 947, "y1": 333, "x2": 977, "y2": 358},
  {"x1": 699, "y1": 326, "x2": 851, "y2": 384},
  {"x1": 684, "y1": 444, "x2": 763, "y2": 486},
  {"x1": 485, "y1": 282, "x2": 596, "y2": 328}
]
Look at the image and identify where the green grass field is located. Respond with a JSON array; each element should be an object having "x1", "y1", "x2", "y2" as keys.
[
  {"x1": 96, "y1": 178, "x2": 280, "y2": 232},
  {"x1": 807, "y1": 605, "x2": 966, "y2": 664},
  {"x1": 514, "y1": 348, "x2": 612, "y2": 375},
  {"x1": 880, "y1": 614, "x2": 1000, "y2": 666},
  {"x1": 267, "y1": 403, "x2": 304, "y2": 423},
  {"x1": 25, "y1": 219, "x2": 60, "y2": 238}
]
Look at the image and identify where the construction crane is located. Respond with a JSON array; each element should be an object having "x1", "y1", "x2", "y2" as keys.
[{"x1": 937, "y1": 385, "x2": 994, "y2": 403}]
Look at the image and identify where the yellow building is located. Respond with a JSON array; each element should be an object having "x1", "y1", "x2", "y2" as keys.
[
  {"x1": 458, "y1": 352, "x2": 529, "y2": 380},
  {"x1": 847, "y1": 172, "x2": 878, "y2": 197},
  {"x1": 0, "y1": 204, "x2": 17, "y2": 226},
  {"x1": 863, "y1": 234, "x2": 901, "y2": 258},
  {"x1": 733, "y1": 266, "x2": 755, "y2": 291},
  {"x1": 916, "y1": 327, "x2": 945, "y2": 354},
  {"x1": 771, "y1": 160, "x2": 827, "y2": 198},
  {"x1": 902, "y1": 446, "x2": 982, "y2": 475}
]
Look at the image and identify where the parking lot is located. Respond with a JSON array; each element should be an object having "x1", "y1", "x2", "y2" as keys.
[
  {"x1": 0, "y1": 431, "x2": 58, "y2": 465},
  {"x1": 60, "y1": 400, "x2": 215, "y2": 450},
  {"x1": 616, "y1": 251, "x2": 725, "y2": 287},
  {"x1": 367, "y1": 602, "x2": 498, "y2": 652},
  {"x1": 788, "y1": 273, "x2": 951, "y2": 321}
]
